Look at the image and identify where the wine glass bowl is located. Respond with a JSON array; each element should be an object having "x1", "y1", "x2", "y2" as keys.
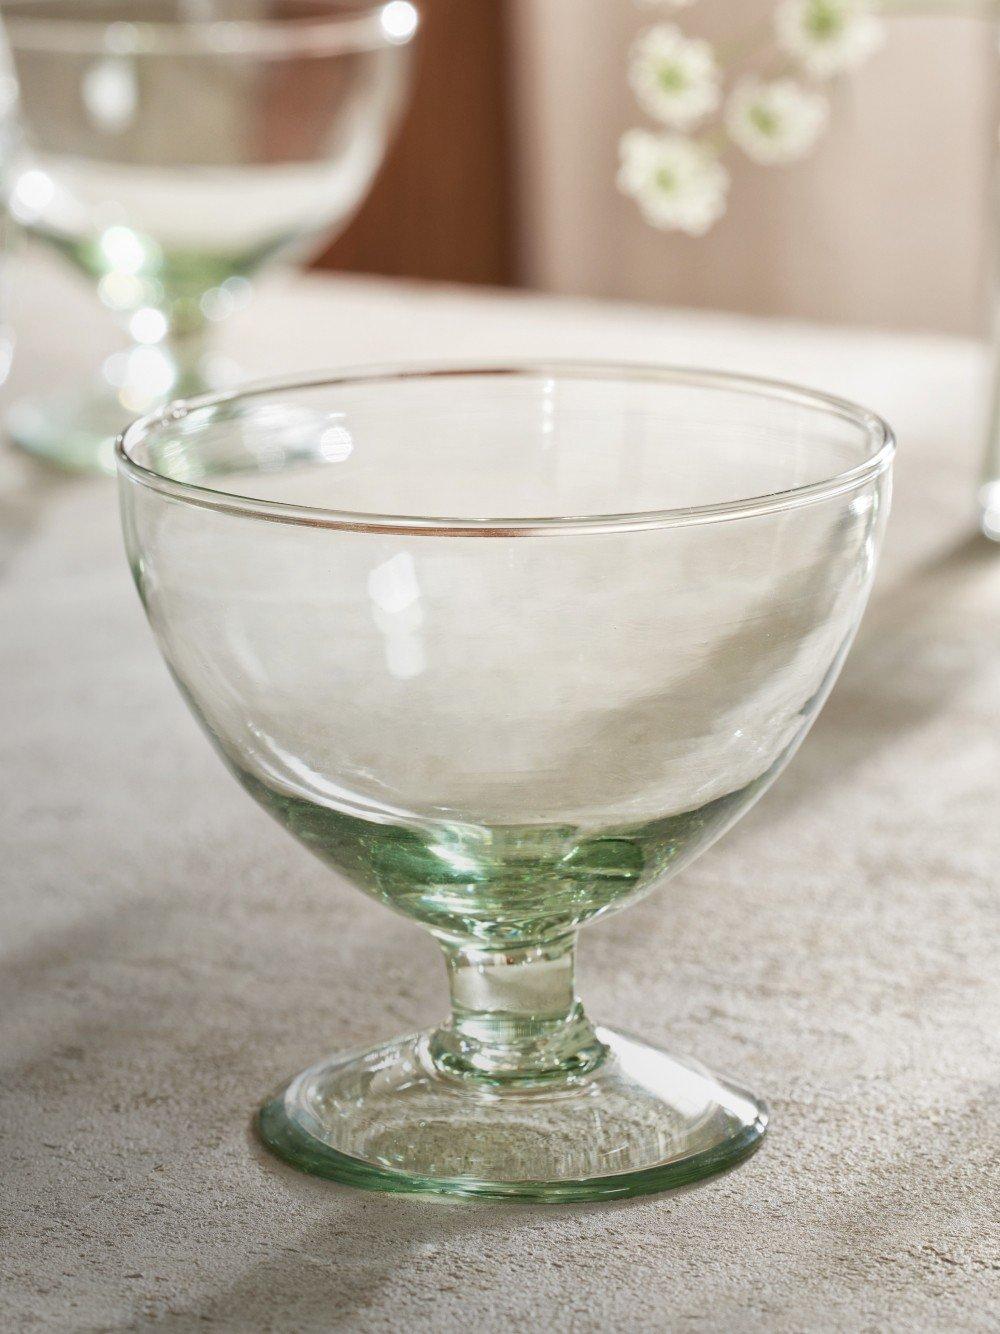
[
  {"x1": 117, "y1": 363, "x2": 894, "y2": 1201},
  {"x1": 2, "y1": 0, "x2": 417, "y2": 472}
]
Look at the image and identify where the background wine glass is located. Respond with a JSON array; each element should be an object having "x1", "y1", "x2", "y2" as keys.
[{"x1": 0, "y1": 0, "x2": 418, "y2": 473}]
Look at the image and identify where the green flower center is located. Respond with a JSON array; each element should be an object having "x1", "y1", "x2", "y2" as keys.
[
  {"x1": 748, "y1": 105, "x2": 779, "y2": 137},
  {"x1": 806, "y1": 1, "x2": 845, "y2": 39},
  {"x1": 654, "y1": 167, "x2": 677, "y2": 194},
  {"x1": 656, "y1": 63, "x2": 687, "y2": 94}
]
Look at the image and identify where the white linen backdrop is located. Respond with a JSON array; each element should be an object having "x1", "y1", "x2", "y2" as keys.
[{"x1": 509, "y1": 0, "x2": 997, "y2": 335}]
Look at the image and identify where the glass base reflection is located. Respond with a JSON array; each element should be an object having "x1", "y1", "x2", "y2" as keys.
[{"x1": 259, "y1": 1026, "x2": 768, "y2": 1203}]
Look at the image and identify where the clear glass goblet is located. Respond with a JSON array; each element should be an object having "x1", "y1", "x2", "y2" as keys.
[
  {"x1": 116, "y1": 363, "x2": 894, "y2": 1202},
  {"x1": 1, "y1": 0, "x2": 417, "y2": 473}
]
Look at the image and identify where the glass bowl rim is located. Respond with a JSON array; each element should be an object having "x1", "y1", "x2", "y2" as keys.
[
  {"x1": 0, "y1": 0, "x2": 418, "y2": 58},
  {"x1": 115, "y1": 360, "x2": 895, "y2": 538}
]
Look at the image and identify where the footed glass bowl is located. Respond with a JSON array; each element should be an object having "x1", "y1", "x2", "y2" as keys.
[{"x1": 116, "y1": 363, "x2": 894, "y2": 1201}]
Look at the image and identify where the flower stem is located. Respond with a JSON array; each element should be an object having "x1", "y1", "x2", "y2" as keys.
[{"x1": 715, "y1": 19, "x2": 774, "y2": 64}]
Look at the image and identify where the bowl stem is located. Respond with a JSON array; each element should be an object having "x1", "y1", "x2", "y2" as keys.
[{"x1": 427, "y1": 936, "x2": 608, "y2": 1088}]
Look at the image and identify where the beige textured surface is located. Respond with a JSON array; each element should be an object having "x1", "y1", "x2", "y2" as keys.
[{"x1": 3, "y1": 259, "x2": 1000, "y2": 1331}]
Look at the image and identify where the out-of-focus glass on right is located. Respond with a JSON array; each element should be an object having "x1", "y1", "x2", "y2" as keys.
[
  {"x1": 979, "y1": 22, "x2": 1000, "y2": 541},
  {"x1": 0, "y1": 18, "x2": 15, "y2": 391}
]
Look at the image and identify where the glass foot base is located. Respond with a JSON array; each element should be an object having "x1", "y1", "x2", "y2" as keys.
[
  {"x1": 5, "y1": 349, "x2": 236, "y2": 475},
  {"x1": 258, "y1": 1026, "x2": 768, "y2": 1202},
  {"x1": 6, "y1": 387, "x2": 133, "y2": 475}
]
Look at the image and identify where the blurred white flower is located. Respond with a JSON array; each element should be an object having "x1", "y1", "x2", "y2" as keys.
[
  {"x1": 775, "y1": 0, "x2": 885, "y2": 80},
  {"x1": 726, "y1": 78, "x2": 828, "y2": 164},
  {"x1": 628, "y1": 24, "x2": 720, "y2": 129},
  {"x1": 618, "y1": 129, "x2": 729, "y2": 235},
  {"x1": 635, "y1": 0, "x2": 698, "y2": 9}
]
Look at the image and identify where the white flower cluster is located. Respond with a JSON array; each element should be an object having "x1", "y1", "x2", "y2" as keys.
[
  {"x1": 726, "y1": 78, "x2": 828, "y2": 165},
  {"x1": 775, "y1": 0, "x2": 885, "y2": 80},
  {"x1": 618, "y1": 129, "x2": 728, "y2": 236},
  {"x1": 628, "y1": 25, "x2": 720, "y2": 130},
  {"x1": 619, "y1": 0, "x2": 885, "y2": 235}
]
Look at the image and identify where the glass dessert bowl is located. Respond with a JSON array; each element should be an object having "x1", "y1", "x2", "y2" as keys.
[{"x1": 116, "y1": 363, "x2": 894, "y2": 1201}]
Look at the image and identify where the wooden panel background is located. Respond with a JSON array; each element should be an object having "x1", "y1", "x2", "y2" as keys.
[{"x1": 317, "y1": 0, "x2": 517, "y2": 287}]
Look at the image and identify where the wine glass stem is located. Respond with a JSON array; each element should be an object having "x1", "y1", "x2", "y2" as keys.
[
  {"x1": 163, "y1": 321, "x2": 215, "y2": 397},
  {"x1": 428, "y1": 937, "x2": 608, "y2": 1086}
]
